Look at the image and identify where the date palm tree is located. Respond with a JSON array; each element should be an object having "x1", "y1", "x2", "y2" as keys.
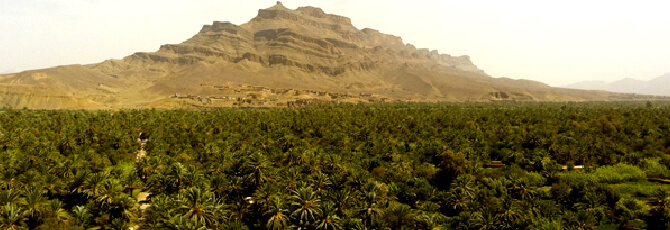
[
  {"x1": 96, "y1": 179, "x2": 124, "y2": 210},
  {"x1": 142, "y1": 193, "x2": 173, "y2": 228},
  {"x1": 21, "y1": 187, "x2": 46, "y2": 228},
  {"x1": 169, "y1": 215, "x2": 211, "y2": 230},
  {"x1": 183, "y1": 165, "x2": 205, "y2": 188},
  {"x1": 451, "y1": 174, "x2": 476, "y2": 199},
  {"x1": 512, "y1": 182, "x2": 535, "y2": 201},
  {"x1": 328, "y1": 188, "x2": 355, "y2": 216},
  {"x1": 290, "y1": 187, "x2": 321, "y2": 226},
  {"x1": 17, "y1": 170, "x2": 41, "y2": 189},
  {"x1": 498, "y1": 198, "x2": 519, "y2": 229},
  {"x1": 41, "y1": 199, "x2": 69, "y2": 227},
  {"x1": 110, "y1": 218, "x2": 130, "y2": 230},
  {"x1": 166, "y1": 162, "x2": 189, "y2": 192},
  {"x1": 471, "y1": 208, "x2": 498, "y2": 230},
  {"x1": 122, "y1": 171, "x2": 142, "y2": 195},
  {"x1": 385, "y1": 201, "x2": 415, "y2": 229},
  {"x1": 84, "y1": 172, "x2": 107, "y2": 198},
  {"x1": 0, "y1": 203, "x2": 25, "y2": 230},
  {"x1": 71, "y1": 206, "x2": 91, "y2": 227},
  {"x1": 254, "y1": 184, "x2": 279, "y2": 209},
  {"x1": 244, "y1": 152, "x2": 270, "y2": 190},
  {"x1": 414, "y1": 213, "x2": 446, "y2": 230},
  {"x1": 446, "y1": 190, "x2": 471, "y2": 212},
  {"x1": 356, "y1": 199, "x2": 384, "y2": 227},
  {"x1": 225, "y1": 176, "x2": 246, "y2": 202},
  {"x1": 67, "y1": 169, "x2": 89, "y2": 194},
  {"x1": 115, "y1": 195, "x2": 136, "y2": 220},
  {"x1": 565, "y1": 209, "x2": 599, "y2": 230},
  {"x1": 315, "y1": 201, "x2": 341, "y2": 230},
  {"x1": 309, "y1": 172, "x2": 332, "y2": 193},
  {"x1": 0, "y1": 190, "x2": 20, "y2": 206},
  {"x1": 43, "y1": 174, "x2": 65, "y2": 196},
  {"x1": 265, "y1": 195, "x2": 290, "y2": 230},
  {"x1": 209, "y1": 173, "x2": 227, "y2": 199},
  {"x1": 176, "y1": 188, "x2": 224, "y2": 226},
  {"x1": 646, "y1": 188, "x2": 670, "y2": 229}
]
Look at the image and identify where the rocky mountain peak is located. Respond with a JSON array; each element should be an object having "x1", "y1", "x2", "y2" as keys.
[
  {"x1": 268, "y1": 1, "x2": 289, "y2": 10},
  {"x1": 128, "y1": 3, "x2": 487, "y2": 78},
  {"x1": 0, "y1": 3, "x2": 646, "y2": 109}
]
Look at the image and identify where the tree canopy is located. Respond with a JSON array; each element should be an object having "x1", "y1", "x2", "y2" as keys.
[{"x1": 0, "y1": 101, "x2": 669, "y2": 229}]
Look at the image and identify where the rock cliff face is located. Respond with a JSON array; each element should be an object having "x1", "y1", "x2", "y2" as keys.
[
  {"x1": 128, "y1": 2, "x2": 485, "y2": 77},
  {"x1": 0, "y1": 3, "x2": 646, "y2": 109}
]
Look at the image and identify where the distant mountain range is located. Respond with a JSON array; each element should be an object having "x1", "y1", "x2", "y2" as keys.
[{"x1": 563, "y1": 73, "x2": 670, "y2": 96}]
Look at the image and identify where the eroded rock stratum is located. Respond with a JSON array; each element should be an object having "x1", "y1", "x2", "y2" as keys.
[{"x1": 0, "y1": 3, "x2": 652, "y2": 109}]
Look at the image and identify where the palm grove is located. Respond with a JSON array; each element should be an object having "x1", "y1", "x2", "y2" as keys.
[{"x1": 1, "y1": 101, "x2": 670, "y2": 229}]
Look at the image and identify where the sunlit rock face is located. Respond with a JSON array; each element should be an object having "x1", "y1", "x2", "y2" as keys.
[{"x1": 0, "y1": 3, "x2": 638, "y2": 109}]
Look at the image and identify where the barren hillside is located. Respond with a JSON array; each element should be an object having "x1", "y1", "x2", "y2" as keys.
[{"x1": 0, "y1": 3, "x2": 652, "y2": 109}]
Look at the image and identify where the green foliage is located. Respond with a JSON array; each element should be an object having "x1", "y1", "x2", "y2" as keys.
[
  {"x1": 0, "y1": 101, "x2": 668, "y2": 229},
  {"x1": 609, "y1": 181, "x2": 670, "y2": 199},
  {"x1": 642, "y1": 159, "x2": 670, "y2": 178},
  {"x1": 646, "y1": 188, "x2": 670, "y2": 229},
  {"x1": 559, "y1": 163, "x2": 647, "y2": 184}
]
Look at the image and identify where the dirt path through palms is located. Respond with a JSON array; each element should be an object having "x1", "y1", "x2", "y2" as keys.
[{"x1": 131, "y1": 137, "x2": 150, "y2": 230}]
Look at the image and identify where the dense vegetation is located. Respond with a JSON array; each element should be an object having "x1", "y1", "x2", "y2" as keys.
[{"x1": 1, "y1": 101, "x2": 670, "y2": 229}]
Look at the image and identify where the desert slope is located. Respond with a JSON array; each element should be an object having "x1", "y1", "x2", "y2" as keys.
[{"x1": 0, "y1": 3, "x2": 649, "y2": 109}]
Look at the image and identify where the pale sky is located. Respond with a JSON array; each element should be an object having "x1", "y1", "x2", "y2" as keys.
[{"x1": 1, "y1": 0, "x2": 669, "y2": 86}]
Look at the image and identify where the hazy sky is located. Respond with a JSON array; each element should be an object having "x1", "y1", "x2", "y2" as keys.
[{"x1": 1, "y1": 0, "x2": 669, "y2": 86}]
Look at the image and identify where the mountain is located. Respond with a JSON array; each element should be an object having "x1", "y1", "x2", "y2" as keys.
[
  {"x1": 564, "y1": 73, "x2": 670, "y2": 96},
  {"x1": 0, "y1": 3, "x2": 645, "y2": 109}
]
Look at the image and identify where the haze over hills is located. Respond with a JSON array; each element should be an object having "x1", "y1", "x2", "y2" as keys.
[
  {"x1": 0, "y1": 3, "x2": 650, "y2": 109},
  {"x1": 563, "y1": 73, "x2": 670, "y2": 96}
]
